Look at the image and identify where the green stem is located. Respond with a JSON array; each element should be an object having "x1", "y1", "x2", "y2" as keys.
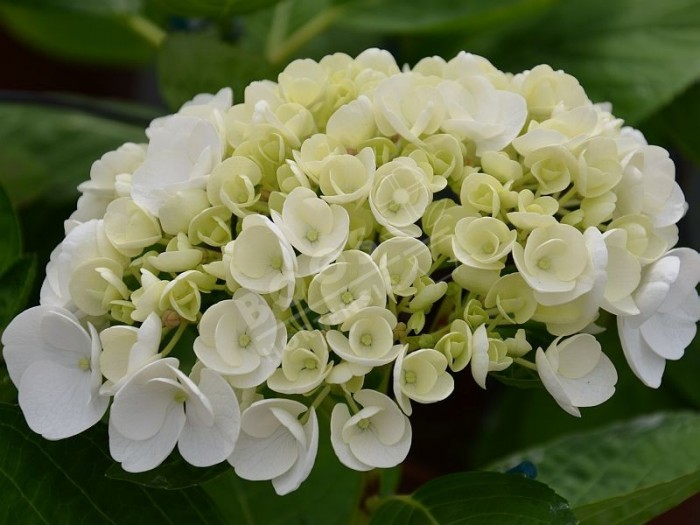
[
  {"x1": 301, "y1": 385, "x2": 331, "y2": 424},
  {"x1": 161, "y1": 321, "x2": 189, "y2": 357},
  {"x1": 428, "y1": 254, "x2": 449, "y2": 275},
  {"x1": 294, "y1": 300, "x2": 314, "y2": 331},
  {"x1": 514, "y1": 357, "x2": 538, "y2": 371},
  {"x1": 266, "y1": 7, "x2": 344, "y2": 64},
  {"x1": 342, "y1": 385, "x2": 360, "y2": 414},
  {"x1": 125, "y1": 15, "x2": 166, "y2": 48}
]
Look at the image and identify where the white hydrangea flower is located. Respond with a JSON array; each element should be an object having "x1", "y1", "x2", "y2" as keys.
[
  {"x1": 434, "y1": 319, "x2": 474, "y2": 372},
  {"x1": 371, "y1": 237, "x2": 431, "y2": 298},
  {"x1": 70, "y1": 143, "x2": 146, "y2": 224},
  {"x1": 103, "y1": 197, "x2": 162, "y2": 257},
  {"x1": 2, "y1": 305, "x2": 108, "y2": 439},
  {"x1": 229, "y1": 399, "x2": 318, "y2": 495},
  {"x1": 207, "y1": 156, "x2": 264, "y2": 218},
  {"x1": 459, "y1": 172, "x2": 509, "y2": 217},
  {"x1": 484, "y1": 272, "x2": 537, "y2": 324},
  {"x1": 132, "y1": 113, "x2": 225, "y2": 216},
  {"x1": 536, "y1": 334, "x2": 617, "y2": 417},
  {"x1": 618, "y1": 248, "x2": 700, "y2": 388},
  {"x1": 229, "y1": 214, "x2": 296, "y2": 307},
  {"x1": 506, "y1": 189, "x2": 558, "y2": 230},
  {"x1": 99, "y1": 312, "x2": 162, "y2": 395},
  {"x1": 393, "y1": 347, "x2": 454, "y2": 415},
  {"x1": 326, "y1": 96, "x2": 377, "y2": 149},
  {"x1": 317, "y1": 147, "x2": 376, "y2": 206},
  {"x1": 131, "y1": 269, "x2": 168, "y2": 322},
  {"x1": 452, "y1": 216, "x2": 517, "y2": 270},
  {"x1": 158, "y1": 189, "x2": 210, "y2": 236},
  {"x1": 278, "y1": 58, "x2": 328, "y2": 110},
  {"x1": 159, "y1": 270, "x2": 216, "y2": 322},
  {"x1": 150, "y1": 233, "x2": 203, "y2": 274},
  {"x1": 40, "y1": 219, "x2": 128, "y2": 314},
  {"x1": 326, "y1": 307, "x2": 403, "y2": 367},
  {"x1": 439, "y1": 77, "x2": 527, "y2": 155},
  {"x1": 369, "y1": 157, "x2": 432, "y2": 237},
  {"x1": 267, "y1": 330, "x2": 332, "y2": 394},
  {"x1": 307, "y1": 250, "x2": 387, "y2": 325},
  {"x1": 109, "y1": 358, "x2": 240, "y2": 472},
  {"x1": 330, "y1": 389, "x2": 411, "y2": 471},
  {"x1": 373, "y1": 72, "x2": 445, "y2": 145},
  {"x1": 513, "y1": 224, "x2": 607, "y2": 306},
  {"x1": 194, "y1": 288, "x2": 285, "y2": 388},
  {"x1": 510, "y1": 64, "x2": 589, "y2": 120},
  {"x1": 272, "y1": 187, "x2": 349, "y2": 276}
]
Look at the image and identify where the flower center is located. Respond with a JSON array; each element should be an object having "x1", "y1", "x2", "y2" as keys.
[
  {"x1": 77, "y1": 357, "x2": 90, "y2": 371},
  {"x1": 482, "y1": 241, "x2": 496, "y2": 255},
  {"x1": 360, "y1": 333, "x2": 373, "y2": 346},
  {"x1": 174, "y1": 390, "x2": 188, "y2": 404},
  {"x1": 357, "y1": 418, "x2": 371, "y2": 430},
  {"x1": 306, "y1": 228, "x2": 319, "y2": 242},
  {"x1": 404, "y1": 370, "x2": 417, "y2": 384},
  {"x1": 304, "y1": 358, "x2": 317, "y2": 370},
  {"x1": 270, "y1": 256, "x2": 283, "y2": 271},
  {"x1": 537, "y1": 257, "x2": 551, "y2": 270},
  {"x1": 341, "y1": 290, "x2": 355, "y2": 304},
  {"x1": 239, "y1": 333, "x2": 252, "y2": 348}
]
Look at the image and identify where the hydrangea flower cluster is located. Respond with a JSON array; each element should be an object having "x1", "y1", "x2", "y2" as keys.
[{"x1": 3, "y1": 49, "x2": 699, "y2": 495}]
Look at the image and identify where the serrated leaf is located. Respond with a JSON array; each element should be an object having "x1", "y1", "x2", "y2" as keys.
[
  {"x1": 0, "y1": 403, "x2": 226, "y2": 525},
  {"x1": 338, "y1": 0, "x2": 555, "y2": 35},
  {"x1": 0, "y1": 103, "x2": 145, "y2": 207},
  {"x1": 479, "y1": 0, "x2": 700, "y2": 124},
  {"x1": 0, "y1": 3, "x2": 154, "y2": 64},
  {"x1": 158, "y1": 31, "x2": 274, "y2": 109},
  {"x1": 489, "y1": 412, "x2": 700, "y2": 524},
  {"x1": 150, "y1": 0, "x2": 284, "y2": 17},
  {"x1": 369, "y1": 471, "x2": 577, "y2": 524}
]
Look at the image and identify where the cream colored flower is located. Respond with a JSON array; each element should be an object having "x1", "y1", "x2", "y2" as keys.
[
  {"x1": 267, "y1": 330, "x2": 332, "y2": 394},
  {"x1": 159, "y1": 270, "x2": 215, "y2": 322},
  {"x1": 194, "y1": 288, "x2": 286, "y2": 388},
  {"x1": 452, "y1": 216, "x2": 516, "y2": 270},
  {"x1": 371, "y1": 237, "x2": 431, "y2": 298},
  {"x1": 393, "y1": 347, "x2": 454, "y2": 415},
  {"x1": 484, "y1": 273, "x2": 537, "y2": 324},
  {"x1": 103, "y1": 197, "x2": 161, "y2": 257},
  {"x1": 318, "y1": 147, "x2": 376, "y2": 206},
  {"x1": 207, "y1": 156, "x2": 263, "y2": 217}
]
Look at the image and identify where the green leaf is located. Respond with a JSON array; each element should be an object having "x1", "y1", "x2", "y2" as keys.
[
  {"x1": 658, "y1": 82, "x2": 700, "y2": 165},
  {"x1": 369, "y1": 471, "x2": 577, "y2": 524},
  {"x1": 0, "y1": 185, "x2": 21, "y2": 276},
  {"x1": 479, "y1": 0, "x2": 700, "y2": 124},
  {"x1": 0, "y1": 255, "x2": 37, "y2": 332},
  {"x1": 158, "y1": 31, "x2": 274, "y2": 110},
  {"x1": 489, "y1": 412, "x2": 700, "y2": 524},
  {"x1": 150, "y1": 0, "x2": 284, "y2": 17},
  {"x1": 0, "y1": 3, "x2": 154, "y2": 64},
  {"x1": 0, "y1": 0, "x2": 142, "y2": 15},
  {"x1": 203, "y1": 413, "x2": 364, "y2": 525},
  {"x1": 106, "y1": 451, "x2": 229, "y2": 489},
  {"x1": 338, "y1": 0, "x2": 556, "y2": 34},
  {"x1": 0, "y1": 403, "x2": 227, "y2": 525},
  {"x1": 0, "y1": 103, "x2": 145, "y2": 207}
]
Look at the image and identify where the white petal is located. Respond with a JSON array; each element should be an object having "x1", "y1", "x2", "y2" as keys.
[
  {"x1": 557, "y1": 352, "x2": 617, "y2": 408},
  {"x1": 639, "y1": 298, "x2": 698, "y2": 360},
  {"x1": 330, "y1": 403, "x2": 373, "y2": 471},
  {"x1": 271, "y1": 409, "x2": 318, "y2": 495},
  {"x1": 109, "y1": 405, "x2": 186, "y2": 472},
  {"x1": 178, "y1": 369, "x2": 241, "y2": 467},
  {"x1": 535, "y1": 348, "x2": 579, "y2": 417},
  {"x1": 618, "y1": 317, "x2": 666, "y2": 388},
  {"x1": 229, "y1": 425, "x2": 299, "y2": 480},
  {"x1": 348, "y1": 418, "x2": 411, "y2": 469},
  {"x1": 470, "y1": 324, "x2": 489, "y2": 389},
  {"x1": 18, "y1": 361, "x2": 109, "y2": 440}
]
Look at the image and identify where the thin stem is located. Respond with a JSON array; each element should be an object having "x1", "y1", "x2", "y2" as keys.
[
  {"x1": 342, "y1": 385, "x2": 360, "y2": 414},
  {"x1": 301, "y1": 385, "x2": 331, "y2": 424},
  {"x1": 161, "y1": 321, "x2": 189, "y2": 357},
  {"x1": 557, "y1": 186, "x2": 578, "y2": 207},
  {"x1": 514, "y1": 357, "x2": 538, "y2": 371},
  {"x1": 428, "y1": 254, "x2": 449, "y2": 275},
  {"x1": 266, "y1": 7, "x2": 344, "y2": 64},
  {"x1": 125, "y1": 15, "x2": 166, "y2": 48},
  {"x1": 294, "y1": 300, "x2": 314, "y2": 331}
]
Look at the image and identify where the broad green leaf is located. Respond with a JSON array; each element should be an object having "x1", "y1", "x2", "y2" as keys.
[
  {"x1": 203, "y1": 414, "x2": 364, "y2": 525},
  {"x1": 158, "y1": 32, "x2": 274, "y2": 109},
  {"x1": 369, "y1": 471, "x2": 577, "y2": 524},
  {"x1": 0, "y1": 403, "x2": 227, "y2": 525},
  {"x1": 338, "y1": 0, "x2": 555, "y2": 35},
  {"x1": 0, "y1": 185, "x2": 21, "y2": 276},
  {"x1": 658, "y1": 82, "x2": 700, "y2": 165},
  {"x1": 0, "y1": 103, "x2": 145, "y2": 207},
  {"x1": 489, "y1": 412, "x2": 700, "y2": 524},
  {"x1": 0, "y1": 0, "x2": 142, "y2": 15},
  {"x1": 476, "y1": 0, "x2": 700, "y2": 124},
  {"x1": 0, "y1": 4, "x2": 154, "y2": 64},
  {"x1": 0, "y1": 255, "x2": 36, "y2": 332},
  {"x1": 106, "y1": 451, "x2": 229, "y2": 489},
  {"x1": 150, "y1": 0, "x2": 284, "y2": 16}
]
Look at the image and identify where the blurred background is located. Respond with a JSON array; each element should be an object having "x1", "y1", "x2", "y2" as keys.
[{"x1": 0, "y1": 0, "x2": 699, "y2": 522}]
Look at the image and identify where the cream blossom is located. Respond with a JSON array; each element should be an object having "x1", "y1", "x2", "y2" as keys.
[
  {"x1": 229, "y1": 399, "x2": 318, "y2": 495},
  {"x1": 452, "y1": 216, "x2": 516, "y2": 270},
  {"x1": 393, "y1": 347, "x2": 454, "y2": 415},
  {"x1": 267, "y1": 330, "x2": 332, "y2": 394},
  {"x1": 194, "y1": 289, "x2": 286, "y2": 388},
  {"x1": 536, "y1": 334, "x2": 617, "y2": 417},
  {"x1": 371, "y1": 237, "x2": 431, "y2": 298},
  {"x1": 331, "y1": 390, "x2": 411, "y2": 470},
  {"x1": 272, "y1": 187, "x2": 349, "y2": 276}
]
